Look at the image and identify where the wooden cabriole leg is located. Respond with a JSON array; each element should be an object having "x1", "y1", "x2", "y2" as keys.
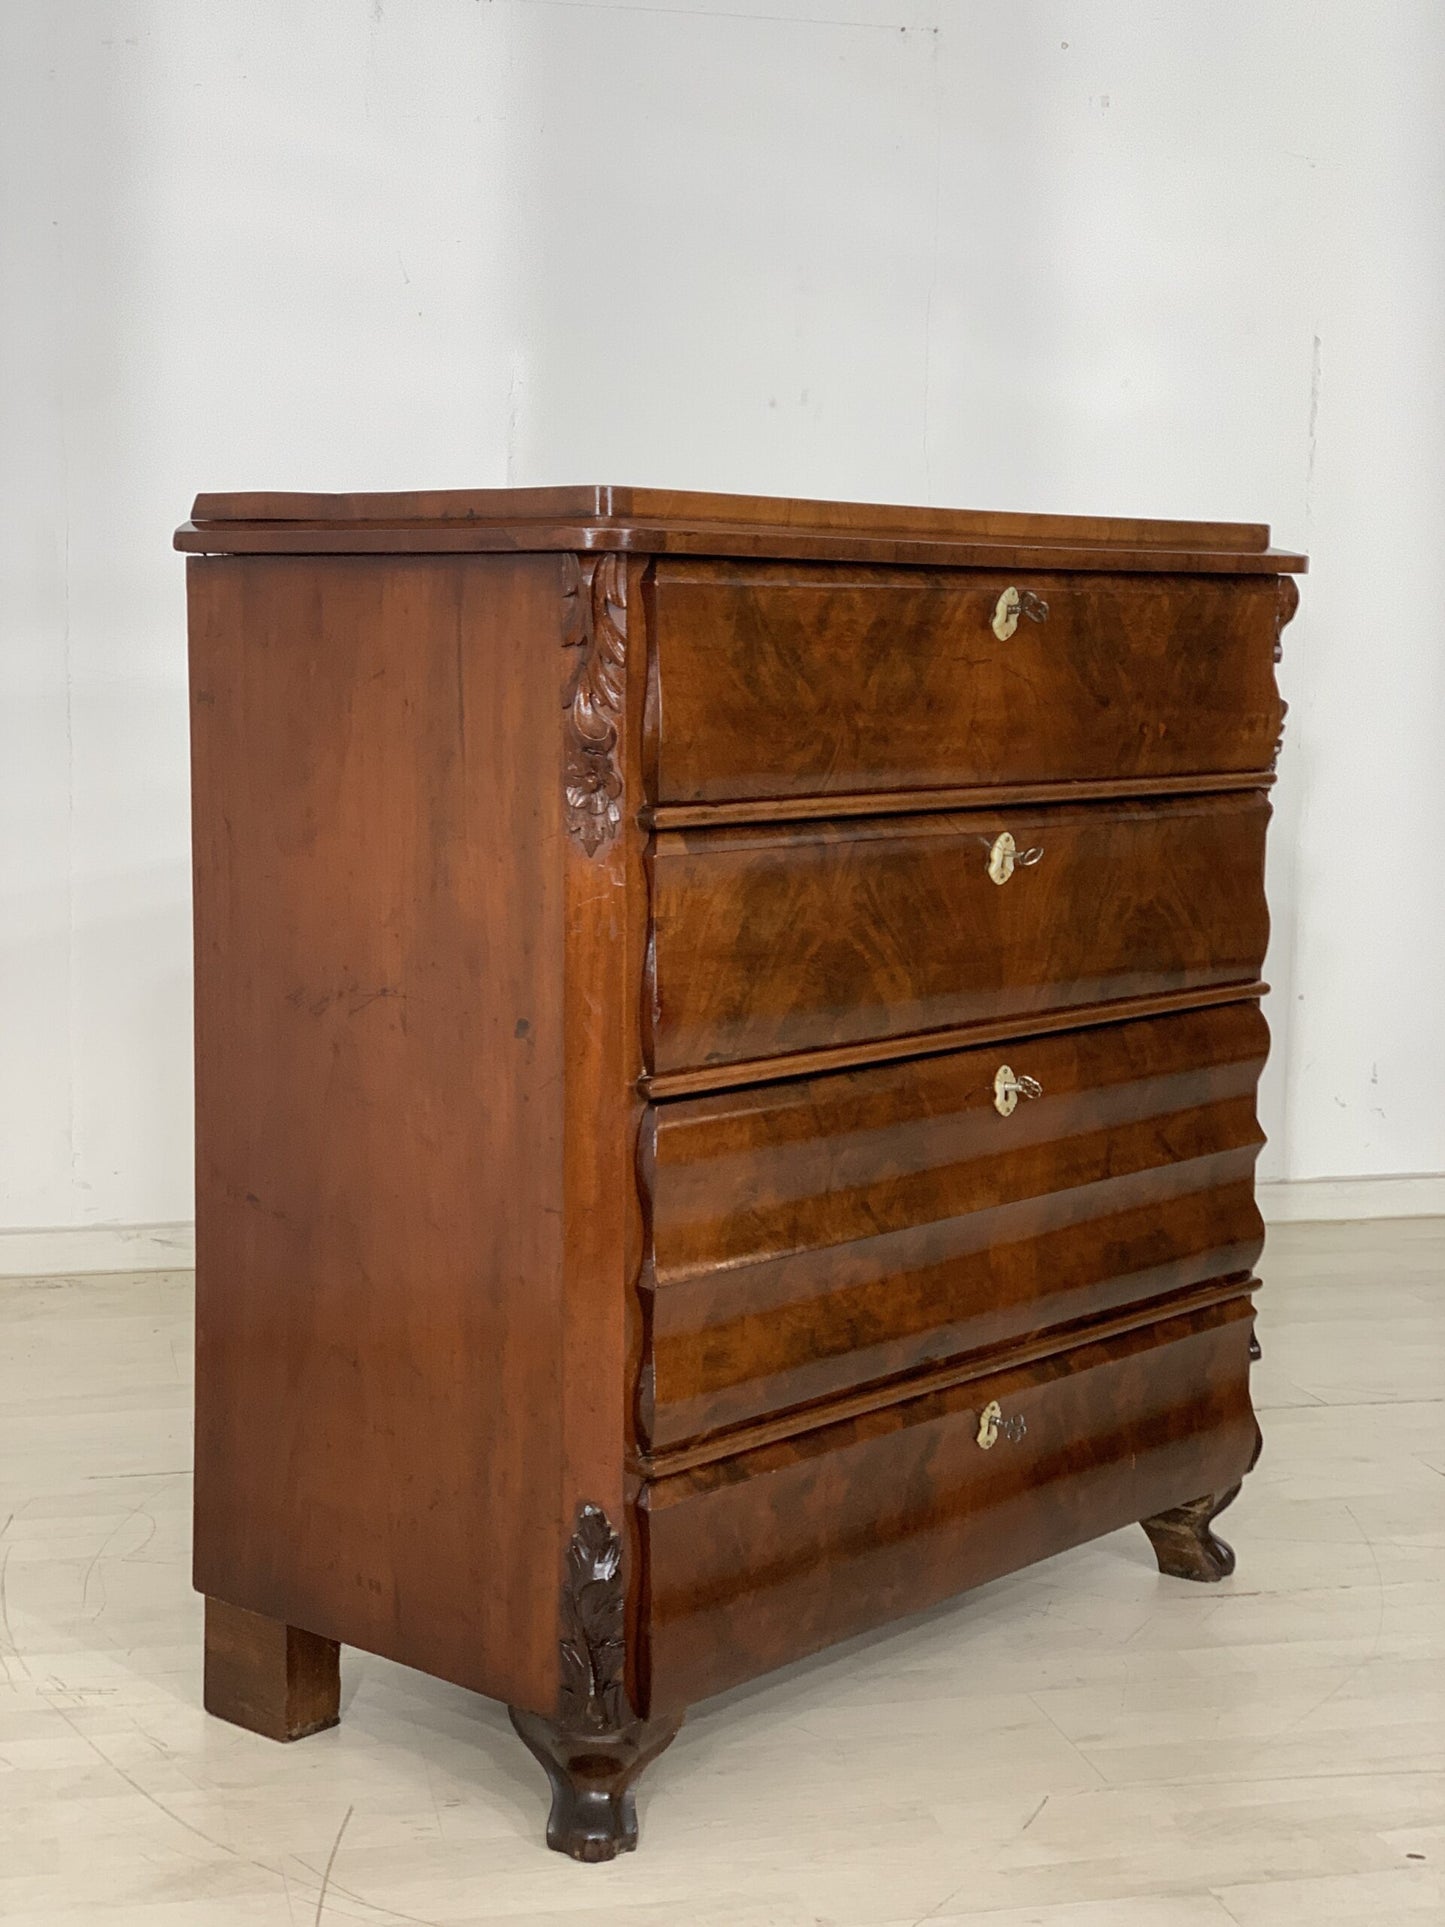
[
  {"x1": 509, "y1": 1706, "x2": 681, "y2": 1862},
  {"x1": 203, "y1": 1596, "x2": 341, "y2": 1742},
  {"x1": 1142, "y1": 1412, "x2": 1263, "y2": 1583},
  {"x1": 1140, "y1": 1483, "x2": 1243, "y2": 1583},
  {"x1": 504, "y1": 1499, "x2": 681, "y2": 1860}
]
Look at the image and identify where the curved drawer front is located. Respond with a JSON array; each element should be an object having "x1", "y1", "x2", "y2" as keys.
[
  {"x1": 639, "y1": 1002, "x2": 1267, "y2": 1451},
  {"x1": 649, "y1": 562, "x2": 1284, "y2": 805},
  {"x1": 638, "y1": 1297, "x2": 1259, "y2": 1711},
  {"x1": 649, "y1": 791, "x2": 1269, "y2": 1077}
]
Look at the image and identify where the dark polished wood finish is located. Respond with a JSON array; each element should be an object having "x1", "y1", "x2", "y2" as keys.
[
  {"x1": 646, "y1": 769, "x2": 1276, "y2": 833},
  {"x1": 177, "y1": 486, "x2": 1307, "y2": 576},
  {"x1": 182, "y1": 489, "x2": 1300, "y2": 1857},
  {"x1": 639, "y1": 1002, "x2": 1268, "y2": 1451},
  {"x1": 509, "y1": 1708, "x2": 681, "y2": 1863},
  {"x1": 202, "y1": 1596, "x2": 340, "y2": 1742},
  {"x1": 1140, "y1": 1484, "x2": 1246, "y2": 1582},
  {"x1": 650, "y1": 793, "x2": 1270, "y2": 1076},
  {"x1": 188, "y1": 553, "x2": 581, "y2": 1712},
  {"x1": 642, "y1": 980, "x2": 1270, "y2": 1100},
  {"x1": 639, "y1": 1298, "x2": 1259, "y2": 1709},
  {"x1": 505, "y1": 1501, "x2": 681, "y2": 1862},
  {"x1": 648, "y1": 564, "x2": 1287, "y2": 804}
]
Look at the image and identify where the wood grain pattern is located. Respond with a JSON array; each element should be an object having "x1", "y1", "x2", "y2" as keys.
[
  {"x1": 1140, "y1": 1484, "x2": 1246, "y2": 1582},
  {"x1": 185, "y1": 486, "x2": 1274, "y2": 548},
  {"x1": 646, "y1": 769, "x2": 1274, "y2": 832},
  {"x1": 176, "y1": 488, "x2": 1307, "y2": 574},
  {"x1": 637, "y1": 1003, "x2": 1268, "y2": 1451},
  {"x1": 202, "y1": 1596, "x2": 340, "y2": 1742},
  {"x1": 648, "y1": 564, "x2": 1286, "y2": 805},
  {"x1": 188, "y1": 553, "x2": 573, "y2": 1711},
  {"x1": 632, "y1": 1276, "x2": 1256, "y2": 1482},
  {"x1": 642, "y1": 982, "x2": 1270, "y2": 1101},
  {"x1": 176, "y1": 525, "x2": 1309, "y2": 575},
  {"x1": 636, "y1": 1296, "x2": 1259, "y2": 1711},
  {"x1": 649, "y1": 792, "x2": 1271, "y2": 1076},
  {"x1": 183, "y1": 486, "x2": 1300, "y2": 1856}
]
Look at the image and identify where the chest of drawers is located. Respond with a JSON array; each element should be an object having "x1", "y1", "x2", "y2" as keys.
[{"x1": 178, "y1": 488, "x2": 1304, "y2": 1860}]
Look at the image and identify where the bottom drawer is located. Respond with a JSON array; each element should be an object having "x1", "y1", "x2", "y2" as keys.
[{"x1": 637, "y1": 1295, "x2": 1258, "y2": 1711}]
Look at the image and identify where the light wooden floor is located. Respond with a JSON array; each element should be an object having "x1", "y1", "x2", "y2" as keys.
[{"x1": 1, "y1": 1220, "x2": 1441, "y2": 1925}]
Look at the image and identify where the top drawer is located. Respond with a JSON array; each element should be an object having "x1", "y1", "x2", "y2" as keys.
[{"x1": 648, "y1": 563, "x2": 1285, "y2": 806}]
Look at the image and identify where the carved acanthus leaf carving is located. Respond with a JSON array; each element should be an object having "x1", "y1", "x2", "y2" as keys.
[
  {"x1": 558, "y1": 1502, "x2": 631, "y2": 1733},
  {"x1": 562, "y1": 554, "x2": 628, "y2": 853}
]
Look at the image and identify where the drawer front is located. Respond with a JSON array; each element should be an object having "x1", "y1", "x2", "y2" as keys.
[
  {"x1": 649, "y1": 562, "x2": 1284, "y2": 805},
  {"x1": 649, "y1": 791, "x2": 1269, "y2": 1077},
  {"x1": 638, "y1": 1297, "x2": 1259, "y2": 1710},
  {"x1": 639, "y1": 1002, "x2": 1267, "y2": 1452}
]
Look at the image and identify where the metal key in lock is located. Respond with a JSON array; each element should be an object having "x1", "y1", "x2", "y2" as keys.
[
  {"x1": 976, "y1": 1399, "x2": 1027, "y2": 1450},
  {"x1": 987, "y1": 831, "x2": 1044, "y2": 886},
  {"x1": 993, "y1": 1064, "x2": 1043, "y2": 1117},
  {"x1": 991, "y1": 586, "x2": 1050, "y2": 642}
]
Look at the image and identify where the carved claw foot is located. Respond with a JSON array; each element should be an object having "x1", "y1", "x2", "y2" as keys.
[
  {"x1": 1140, "y1": 1484, "x2": 1243, "y2": 1582},
  {"x1": 509, "y1": 1706, "x2": 680, "y2": 1861}
]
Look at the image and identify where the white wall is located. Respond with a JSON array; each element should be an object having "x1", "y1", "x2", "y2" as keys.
[{"x1": 2, "y1": 0, "x2": 1441, "y2": 1235}]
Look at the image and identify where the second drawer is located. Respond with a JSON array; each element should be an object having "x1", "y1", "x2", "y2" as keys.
[
  {"x1": 648, "y1": 790, "x2": 1269, "y2": 1078},
  {"x1": 637, "y1": 1000, "x2": 1268, "y2": 1451}
]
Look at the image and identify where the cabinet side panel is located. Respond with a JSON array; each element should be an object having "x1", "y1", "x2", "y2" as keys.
[{"x1": 188, "y1": 553, "x2": 565, "y2": 1708}]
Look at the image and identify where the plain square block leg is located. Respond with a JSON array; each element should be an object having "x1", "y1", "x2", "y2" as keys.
[
  {"x1": 509, "y1": 1706, "x2": 682, "y2": 1862},
  {"x1": 203, "y1": 1596, "x2": 341, "y2": 1741}
]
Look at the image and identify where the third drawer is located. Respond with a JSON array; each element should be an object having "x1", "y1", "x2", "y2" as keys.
[{"x1": 637, "y1": 999, "x2": 1268, "y2": 1451}]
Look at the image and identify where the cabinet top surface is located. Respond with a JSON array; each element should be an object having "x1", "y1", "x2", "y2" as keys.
[{"x1": 177, "y1": 486, "x2": 1307, "y2": 574}]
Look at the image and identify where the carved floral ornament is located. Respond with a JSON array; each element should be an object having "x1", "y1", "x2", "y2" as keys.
[{"x1": 562, "y1": 554, "x2": 628, "y2": 854}]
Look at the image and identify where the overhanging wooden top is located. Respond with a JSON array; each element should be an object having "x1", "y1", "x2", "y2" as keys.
[{"x1": 176, "y1": 486, "x2": 1308, "y2": 574}]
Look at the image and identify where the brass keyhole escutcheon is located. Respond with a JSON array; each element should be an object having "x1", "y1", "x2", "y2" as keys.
[
  {"x1": 976, "y1": 1399, "x2": 1027, "y2": 1450},
  {"x1": 991, "y1": 586, "x2": 1051, "y2": 642},
  {"x1": 987, "y1": 831, "x2": 1044, "y2": 886},
  {"x1": 993, "y1": 1064, "x2": 1043, "y2": 1118}
]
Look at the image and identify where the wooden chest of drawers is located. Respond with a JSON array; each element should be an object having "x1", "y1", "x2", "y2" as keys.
[{"x1": 178, "y1": 488, "x2": 1305, "y2": 1859}]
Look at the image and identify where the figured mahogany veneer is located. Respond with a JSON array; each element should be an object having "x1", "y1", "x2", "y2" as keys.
[
  {"x1": 647, "y1": 564, "x2": 1288, "y2": 806},
  {"x1": 639, "y1": 1296, "x2": 1261, "y2": 1710},
  {"x1": 638, "y1": 1001, "x2": 1268, "y2": 1452},
  {"x1": 649, "y1": 793, "x2": 1270, "y2": 1076},
  {"x1": 180, "y1": 489, "x2": 1302, "y2": 1860}
]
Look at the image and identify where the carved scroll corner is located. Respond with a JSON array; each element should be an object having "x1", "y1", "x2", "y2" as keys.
[
  {"x1": 557, "y1": 1501, "x2": 632, "y2": 1735},
  {"x1": 1273, "y1": 573, "x2": 1301, "y2": 661},
  {"x1": 561, "y1": 553, "x2": 629, "y2": 855},
  {"x1": 1269, "y1": 573, "x2": 1299, "y2": 762}
]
